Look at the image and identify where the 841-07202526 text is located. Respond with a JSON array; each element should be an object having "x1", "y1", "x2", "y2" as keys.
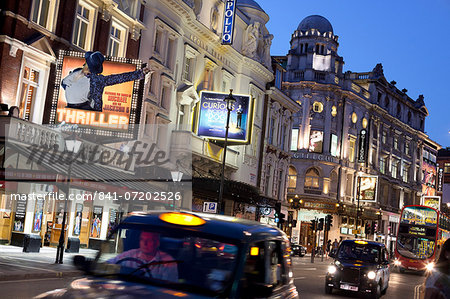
[{"x1": 95, "y1": 191, "x2": 182, "y2": 201}]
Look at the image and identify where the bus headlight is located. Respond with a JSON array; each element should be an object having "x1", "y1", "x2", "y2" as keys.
[
  {"x1": 394, "y1": 259, "x2": 401, "y2": 266},
  {"x1": 425, "y1": 263, "x2": 435, "y2": 272},
  {"x1": 367, "y1": 271, "x2": 376, "y2": 280},
  {"x1": 328, "y1": 265, "x2": 337, "y2": 274}
]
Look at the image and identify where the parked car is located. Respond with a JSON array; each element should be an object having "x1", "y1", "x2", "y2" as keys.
[
  {"x1": 325, "y1": 239, "x2": 390, "y2": 299},
  {"x1": 291, "y1": 244, "x2": 307, "y2": 257},
  {"x1": 36, "y1": 211, "x2": 299, "y2": 299}
]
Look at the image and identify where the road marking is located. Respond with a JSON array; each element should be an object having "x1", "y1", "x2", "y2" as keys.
[
  {"x1": 294, "y1": 277, "x2": 306, "y2": 280},
  {"x1": 301, "y1": 268, "x2": 317, "y2": 271},
  {"x1": 0, "y1": 262, "x2": 56, "y2": 272},
  {"x1": 0, "y1": 276, "x2": 79, "y2": 284},
  {"x1": 1, "y1": 256, "x2": 54, "y2": 264}
]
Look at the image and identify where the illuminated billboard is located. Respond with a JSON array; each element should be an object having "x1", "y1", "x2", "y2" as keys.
[
  {"x1": 50, "y1": 50, "x2": 144, "y2": 138},
  {"x1": 421, "y1": 196, "x2": 441, "y2": 211},
  {"x1": 422, "y1": 161, "x2": 437, "y2": 196},
  {"x1": 196, "y1": 91, "x2": 252, "y2": 143},
  {"x1": 309, "y1": 130, "x2": 323, "y2": 153},
  {"x1": 356, "y1": 175, "x2": 378, "y2": 202}
]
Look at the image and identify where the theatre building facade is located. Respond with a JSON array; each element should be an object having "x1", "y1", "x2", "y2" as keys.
[{"x1": 281, "y1": 15, "x2": 439, "y2": 253}]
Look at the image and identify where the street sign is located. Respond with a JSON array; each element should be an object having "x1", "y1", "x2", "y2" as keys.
[{"x1": 203, "y1": 202, "x2": 217, "y2": 213}]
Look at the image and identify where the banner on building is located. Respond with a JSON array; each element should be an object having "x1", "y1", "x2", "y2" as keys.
[
  {"x1": 222, "y1": 0, "x2": 236, "y2": 45},
  {"x1": 356, "y1": 175, "x2": 378, "y2": 202},
  {"x1": 421, "y1": 196, "x2": 441, "y2": 211},
  {"x1": 196, "y1": 91, "x2": 252, "y2": 143},
  {"x1": 422, "y1": 161, "x2": 437, "y2": 196},
  {"x1": 50, "y1": 50, "x2": 144, "y2": 139},
  {"x1": 309, "y1": 130, "x2": 323, "y2": 153}
]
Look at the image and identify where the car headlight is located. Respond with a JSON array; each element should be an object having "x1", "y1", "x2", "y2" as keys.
[
  {"x1": 367, "y1": 271, "x2": 376, "y2": 280},
  {"x1": 328, "y1": 265, "x2": 337, "y2": 274},
  {"x1": 394, "y1": 259, "x2": 401, "y2": 266},
  {"x1": 425, "y1": 263, "x2": 435, "y2": 272}
]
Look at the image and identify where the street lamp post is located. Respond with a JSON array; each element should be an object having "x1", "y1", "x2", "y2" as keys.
[
  {"x1": 355, "y1": 176, "x2": 361, "y2": 239},
  {"x1": 218, "y1": 89, "x2": 236, "y2": 214},
  {"x1": 56, "y1": 134, "x2": 82, "y2": 264}
]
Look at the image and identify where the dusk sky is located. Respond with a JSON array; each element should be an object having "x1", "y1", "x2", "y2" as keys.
[{"x1": 256, "y1": 0, "x2": 450, "y2": 148}]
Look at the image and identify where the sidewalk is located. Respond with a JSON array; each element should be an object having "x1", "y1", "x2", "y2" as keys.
[{"x1": 0, "y1": 244, "x2": 97, "y2": 281}]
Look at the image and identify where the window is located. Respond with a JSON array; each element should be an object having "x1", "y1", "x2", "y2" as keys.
[
  {"x1": 31, "y1": 0, "x2": 58, "y2": 30},
  {"x1": 382, "y1": 131, "x2": 387, "y2": 144},
  {"x1": 264, "y1": 166, "x2": 271, "y2": 195},
  {"x1": 153, "y1": 29, "x2": 162, "y2": 54},
  {"x1": 351, "y1": 112, "x2": 358, "y2": 124},
  {"x1": 203, "y1": 68, "x2": 214, "y2": 90},
  {"x1": 444, "y1": 163, "x2": 450, "y2": 173},
  {"x1": 288, "y1": 167, "x2": 297, "y2": 189},
  {"x1": 403, "y1": 164, "x2": 409, "y2": 182},
  {"x1": 268, "y1": 118, "x2": 275, "y2": 145},
  {"x1": 18, "y1": 66, "x2": 40, "y2": 120},
  {"x1": 275, "y1": 68, "x2": 282, "y2": 89},
  {"x1": 393, "y1": 137, "x2": 398, "y2": 150},
  {"x1": 113, "y1": 0, "x2": 139, "y2": 18},
  {"x1": 380, "y1": 157, "x2": 386, "y2": 174},
  {"x1": 290, "y1": 129, "x2": 299, "y2": 151},
  {"x1": 331, "y1": 105, "x2": 337, "y2": 117},
  {"x1": 396, "y1": 103, "x2": 401, "y2": 117},
  {"x1": 280, "y1": 125, "x2": 287, "y2": 151},
  {"x1": 183, "y1": 57, "x2": 193, "y2": 81},
  {"x1": 312, "y1": 102, "x2": 323, "y2": 113},
  {"x1": 348, "y1": 137, "x2": 356, "y2": 162},
  {"x1": 166, "y1": 38, "x2": 176, "y2": 70},
  {"x1": 330, "y1": 134, "x2": 338, "y2": 157},
  {"x1": 108, "y1": 20, "x2": 127, "y2": 57},
  {"x1": 160, "y1": 84, "x2": 171, "y2": 110},
  {"x1": 73, "y1": 1, "x2": 96, "y2": 50},
  {"x1": 404, "y1": 142, "x2": 410, "y2": 156},
  {"x1": 392, "y1": 161, "x2": 398, "y2": 179},
  {"x1": 305, "y1": 168, "x2": 320, "y2": 189}
]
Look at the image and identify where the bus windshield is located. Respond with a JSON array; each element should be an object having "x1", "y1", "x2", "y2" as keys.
[{"x1": 396, "y1": 206, "x2": 437, "y2": 259}]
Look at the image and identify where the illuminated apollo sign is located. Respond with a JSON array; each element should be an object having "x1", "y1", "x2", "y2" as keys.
[
  {"x1": 222, "y1": 0, "x2": 236, "y2": 45},
  {"x1": 50, "y1": 50, "x2": 143, "y2": 139},
  {"x1": 196, "y1": 91, "x2": 252, "y2": 143}
]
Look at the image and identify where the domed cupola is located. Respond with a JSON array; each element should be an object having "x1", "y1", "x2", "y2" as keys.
[
  {"x1": 297, "y1": 15, "x2": 333, "y2": 35},
  {"x1": 285, "y1": 15, "x2": 344, "y2": 83}
]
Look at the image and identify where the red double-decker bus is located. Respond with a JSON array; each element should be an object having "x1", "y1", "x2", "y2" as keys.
[{"x1": 394, "y1": 205, "x2": 450, "y2": 272}]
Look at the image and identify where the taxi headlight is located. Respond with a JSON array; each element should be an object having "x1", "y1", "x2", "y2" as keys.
[
  {"x1": 425, "y1": 263, "x2": 435, "y2": 272},
  {"x1": 394, "y1": 259, "x2": 401, "y2": 266},
  {"x1": 328, "y1": 265, "x2": 337, "y2": 274},
  {"x1": 367, "y1": 271, "x2": 376, "y2": 280}
]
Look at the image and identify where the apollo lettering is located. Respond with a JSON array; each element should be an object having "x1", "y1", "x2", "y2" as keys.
[{"x1": 222, "y1": 0, "x2": 236, "y2": 45}]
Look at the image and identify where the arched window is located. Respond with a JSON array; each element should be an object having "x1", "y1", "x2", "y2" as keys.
[
  {"x1": 305, "y1": 168, "x2": 320, "y2": 189},
  {"x1": 288, "y1": 166, "x2": 297, "y2": 189}
]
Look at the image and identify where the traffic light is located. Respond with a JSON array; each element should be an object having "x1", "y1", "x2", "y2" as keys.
[
  {"x1": 279, "y1": 213, "x2": 286, "y2": 225},
  {"x1": 274, "y1": 202, "x2": 281, "y2": 219},
  {"x1": 325, "y1": 215, "x2": 333, "y2": 231},
  {"x1": 311, "y1": 219, "x2": 316, "y2": 231},
  {"x1": 292, "y1": 220, "x2": 297, "y2": 228},
  {"x1": 318, "y1": 218, "x2": 324, "y2": 231},
  {"x1": 365, "y1": 222, "x2": 371, "y2": 235},
  {"x1": 372, "y1": 222, "x2": 377, "y2": 235}
]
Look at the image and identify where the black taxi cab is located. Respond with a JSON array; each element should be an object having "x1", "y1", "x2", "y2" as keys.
[
  {"x1": 325, "y1": 239, "x2": 390, "y2": 299},
  {"x1": 36, "y1": 211, "x2": 299, "y2": 299}
]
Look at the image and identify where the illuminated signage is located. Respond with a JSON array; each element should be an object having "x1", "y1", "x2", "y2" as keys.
[
  {"x1": 196, "y1": 91, "x2": 252, "y2": 143},
  {"x1": 50, "y1": 50, "x2": 143, "y2": 139},
  {"x1": 309, "y1": 130, "x2": 323, "y2": 153},
  {"x1": 422, "y1": 160, "x2": 437, "y2": 196},
  {"x1": 290, "y1": 128, "x2": 299, "y2": 151},
  {"x1": 356, "y1": 175, "x2": 378, "y2": 202},
  {"x1": 409, "y1": 226, "x2": 426, "y2": 236},
  {"x1": 422, "y1": 196, "x2": 441, "y2": 211},
  {"x1": 222, "y1": 0, "x2": 236, "y2": 45},
  {"x1": 401, "y1": 206, "x2": 437, "y2": 226},
  {"x1": 437, "y1": 168, "x2": 443, "y2": 192},
  {"x1": 357, "y1": 129, "x2": 367, "y2": 163}
]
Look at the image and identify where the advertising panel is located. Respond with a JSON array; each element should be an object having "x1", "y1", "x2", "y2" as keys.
[
  {"x1": 421, "y1": 196, "x2": 441, "y2": 211},
  {"x1": 422, "y1": 161, "x2": 436, "y2": 196},
  {"x1": 50, "y1": 50, "x2": 143, "y2": 138},
  {"x1": 356, "y1": 175, "x2": 378, "y2": 202},
  {"x1": 309, "y1": 130, "x2": 323, "y2": 153},
  {"x1": 196, "y1": 91, "x2": 252, "y2": 143}
]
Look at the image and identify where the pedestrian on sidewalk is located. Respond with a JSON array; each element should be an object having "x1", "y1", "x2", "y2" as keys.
[{"x1": 326, "y1": 240, "x2": 331, "y2": 258}]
